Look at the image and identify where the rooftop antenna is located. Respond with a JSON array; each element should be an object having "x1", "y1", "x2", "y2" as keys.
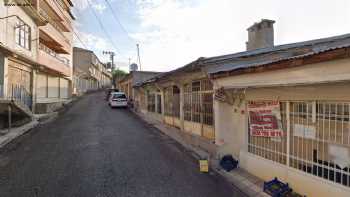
[{"x1": 136, "y1": 44, "x2": 141, "y2": 71}]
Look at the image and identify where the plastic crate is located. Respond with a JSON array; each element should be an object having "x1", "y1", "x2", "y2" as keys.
[{"x1": 263, "y1": 177, "x2": 292, "y2": 197}]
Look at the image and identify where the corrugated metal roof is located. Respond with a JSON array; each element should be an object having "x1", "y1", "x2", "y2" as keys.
[
  {"x1": 136, "y1": 33, "x2": 350, "y2": 86},
  {"x1": 206, "y1": 34, "x2": 350, "y2": 74},
  {"x1": 204, "y1": 33, "x2": 350, "y2": 63}
]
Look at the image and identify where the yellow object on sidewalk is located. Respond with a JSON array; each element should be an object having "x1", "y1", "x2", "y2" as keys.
[{"x1": 199, "y1": 160, "x2": 209, "y2": 172}]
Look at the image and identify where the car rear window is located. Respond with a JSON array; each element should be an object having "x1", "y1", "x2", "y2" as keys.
[{"x1": 112, "y1": 94, "x2": 126, "y2": 99}]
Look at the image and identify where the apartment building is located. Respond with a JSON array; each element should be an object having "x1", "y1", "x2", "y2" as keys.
[
  {"x1": 34, "y1": 0, "x2": 74, "y2": 113},
  {"x1": 73, "y1": 47, "x2": 112, "y2": 96},
  {"x1": 0, "y1": 0, "x2": 74, "y2": 116},
  {"x1": 0, "y1": 1, "x2": 43, "y2": 123}
]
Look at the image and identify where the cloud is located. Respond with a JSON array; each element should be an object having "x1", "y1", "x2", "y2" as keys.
[
  {"x1": 74, "y1": 0, "x2": 107, "y2": 13},
  {"x1": 132, "y1": 0, "x2": 242, "y2": 71},
  {"x1": 93, "y1": 3, "x2": 107, "y2": 13},
  {"x1": 73, "y1": 31, "x2": 111, "y2": 61},
  {"x1": 131, "y1": 0, "x2": 350, "y2": 72}
]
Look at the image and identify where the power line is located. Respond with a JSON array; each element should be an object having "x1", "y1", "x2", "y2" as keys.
[
  {"x1": 103, "y1": 0, "x2": 136, "y2": 45},
  {"x1": 86, "y1": 0, "x2": 125, "y2": 59},
  {"x1": 73, "y1": 31, "x2": 88, "y2": 49}
]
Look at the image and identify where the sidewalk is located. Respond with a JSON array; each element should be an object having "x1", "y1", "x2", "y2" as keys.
[
  {"x1": 0, "y1": 97, "x2": 75, "y2": 149},
  {"x1": 135, "y1": 111, "x2": 270, "y2": 197},
  {"x1": 0, "y1": 120, "x2": 39, "y2": 148}
]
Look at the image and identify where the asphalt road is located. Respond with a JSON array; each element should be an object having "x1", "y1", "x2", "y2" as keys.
[{"x1": 0, "y1": 92, "x2": 244, "y2": 197}]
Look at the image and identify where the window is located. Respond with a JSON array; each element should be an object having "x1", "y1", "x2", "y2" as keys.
[
  {"x1": 248, "y1": 101, "x2": 350, "y2": 187},
  {"x1": 15, "y1": 19, "x2": 31, "y2": 50},
  {"x1": 248, "y1": 101, "x2": 287, "y2": 165},
  {"x1": 112, "y1": 94, "x2": 126, "y2": 99},
  {"x1": 191, "y1": 81, "x2": 201, "y2": 123},
  {"x1": 184, "y1": 84, "x2": 192, "y2": 121},
  {"x1": 147, "y1": 93, "x2": 156, "y2": 112},
  {"x1": 156, "y1": 94, "x2": 162, "y2": 114},
  {"x1": 183, "y1": 79, "x2": 214, "y2": 125},
  {"x1": 173, "y1": 86, "x2": 180, "y2": 118},
  {"x1": 164, "y1": 87, "x2": 172, "y2": 116}
]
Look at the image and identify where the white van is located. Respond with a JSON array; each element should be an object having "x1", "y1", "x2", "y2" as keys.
[{"x1": 108, "y1": 92, "x2": 128, "y2": 108}]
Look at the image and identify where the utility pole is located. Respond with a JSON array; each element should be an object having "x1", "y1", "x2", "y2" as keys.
[
  {"x1": 103, "y1": 51, "x2": 116, "y2": 71},
  {"x1": 103, "y1": 51, "x2": 116, "y2": 88},
  {"x1": 136, "y1": 44, "x2": 141, "y2": 71}
]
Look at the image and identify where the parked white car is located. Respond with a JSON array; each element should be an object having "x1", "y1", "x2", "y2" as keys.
[{"x1": 108, "y1": 92, "x2": 128, "y2": 108}]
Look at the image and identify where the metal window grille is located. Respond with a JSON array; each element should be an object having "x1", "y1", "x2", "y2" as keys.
[
  {"x1": 183, "y1": 79, "x2": 214, "y2": 125},
  {"x1": 248, "y1": 102, "x2": 287, "y2": 165},
  {"x1": 156, "y1": 94, "x2": 162, "y2": 114},
  {"x1": 248, "y1": 101, "x2": 350, "y2": 187},
  {"x1": 140, "y1": 91, "x2": 146, "y2": 110},
  {"x1": 290, "y1": 101, "x2": 350, "y2": 187},
  {"x1": 147, "y1": 93, "x2": 156, "y2": 112},
  {"x1": 164, "y1": 87, "x2": 173, "y2": 116},
  {"x1": 173, "y1": 86, "x2": 180, "y2": 118},
  {"x1": 201, "y1": 79, "x2": 214, "y2": 126},
  {"x1": 184, "y1": 84, "x2": 192, "y2": 121},
  {"x1": 191, "y1": 81, "x2": 201, "y2": 123}
]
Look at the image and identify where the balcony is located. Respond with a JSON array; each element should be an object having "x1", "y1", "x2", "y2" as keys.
[
  {"x1": 40, "y1": 0, "x2": 72, "y2": 31},
  {"x1": 39, "y1": 9, "x2": 71, "y2": 54},
  {"x1": 38, "y1": 43, "x2": 71, "y2": 77}
]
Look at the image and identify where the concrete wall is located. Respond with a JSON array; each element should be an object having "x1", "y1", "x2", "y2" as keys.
[
  {"x1": 0, "y1": 4, "x2": 39, "y2": 60},
  {"x1": 215, "y1": 58, "x2": 350, "y2": 88}
]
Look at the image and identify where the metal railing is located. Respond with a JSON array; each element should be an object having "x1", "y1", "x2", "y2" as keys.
[
  {"x1": 39, "y1": 43, "x2": 70, "y2": 66},
  {"x1": 0, "y1": 84, "x2": 33, "y2": 111},
  {"x1": 248, "y1": 101, "x2": 350, "y2": 188},
  {"x1": 38, "y1": 8, "x2": 71, "y2": 46}
]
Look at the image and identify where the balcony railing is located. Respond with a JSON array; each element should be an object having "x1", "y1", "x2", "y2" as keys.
[
  {"x1": 0, "y1": 84, "x2": 33, "y2": 110},
  {"x1": 38, "y1": 8, "x2": 70, "y2": 46},
  {"x1": 39, "y1": 43, "x2": 70, "y2": 66}
]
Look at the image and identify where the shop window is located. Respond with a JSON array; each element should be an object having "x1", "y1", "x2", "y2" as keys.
[
  {"x1": 184, "y1": 84, "x2": 192, "y2": 121},
  {"x1": 290, "y1": 101, "x2": 350, "y2": 187},
  {"x1": 248, "y1": 101, "x2": 287, "y2": 165},
  {"x1": 173, "y1": 86, "x2": 180, "y2": 118},
  {"x1": 183, "y1": 79, "x2": 214, "y2": 125},
  {"x1": 248, "y1": 101, "x2": 350, "y2": 187},
  {"x1": 164, "y1": 87, "x2": 173, "y2": 116},
  {"x1": 156, "y1": 94, "x2": 162, "y2": 114},
  {"x1": 147, "y1": 93, "x2": 155, "y2": 112},
  {"x1": 191, "y1": 81, "x2": 201, "y2": 122}
]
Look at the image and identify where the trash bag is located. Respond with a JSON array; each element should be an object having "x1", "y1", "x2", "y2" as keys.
[{"x1": 220, "y1": 155, "x2": 238, "y2": 172}]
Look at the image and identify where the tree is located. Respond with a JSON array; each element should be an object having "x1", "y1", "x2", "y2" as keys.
[{"x1": 112, "y1": 69, "x2": 128, "y2": 88}]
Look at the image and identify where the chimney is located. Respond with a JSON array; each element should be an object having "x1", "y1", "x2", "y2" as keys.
[{"x1": 246, "y1": 19, "x2": 275, "y2": 50}]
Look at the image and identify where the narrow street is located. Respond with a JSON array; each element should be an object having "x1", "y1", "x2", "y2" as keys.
[{"x1": 0, "y1": 92, "x2": 244, "y2": 197}]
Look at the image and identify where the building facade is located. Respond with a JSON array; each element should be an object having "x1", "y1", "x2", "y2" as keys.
[
  {"x1": 34, "y1": 0, "x2": 74, "y2": 113},
  {"x1": 0, "y1": 0, "x2": 74, "y2": 115},
  {"x1": 118, "y1": 71, "x2": 161, "y2": 101},
  {"x1": 134, "y1": 19, "x2": 350, "y2": 196},
  {"x1": 73, "y1": 47, "x2": 112, "y2": 96}
]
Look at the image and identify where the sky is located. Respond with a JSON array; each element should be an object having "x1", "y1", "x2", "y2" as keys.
[{"x1": 72, "y1": 0, "x2": 350, "y2": 72}]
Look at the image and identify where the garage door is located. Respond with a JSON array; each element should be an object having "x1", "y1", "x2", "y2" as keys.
[
  {"x1": 37, "y1": 73, "x2": 47, "y2": 98},
  {"x1": 48, "y1": 76, "x2": 59, "y2": 98},
  {"x1": 8, "y1": 65, "x2": 31, "y2": 94},
  {"x1": 60, "y1": 78, "x2": 69, "y2": 99}
]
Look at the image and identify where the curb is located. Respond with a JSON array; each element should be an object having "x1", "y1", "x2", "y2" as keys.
[{"x1": 0, "y1": 120, "x2": 39, "y2": 149}]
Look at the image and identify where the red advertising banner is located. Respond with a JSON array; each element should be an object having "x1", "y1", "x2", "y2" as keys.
[{"x1": 248, "y1": 101, "x2": 283, "y2": 137}]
